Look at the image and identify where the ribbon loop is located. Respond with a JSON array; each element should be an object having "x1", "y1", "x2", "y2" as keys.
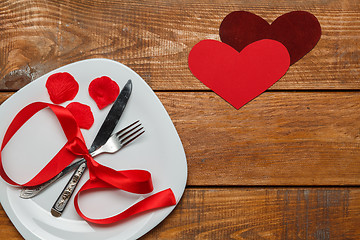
[{"x1": 0, "y1": 102, "x2": 82, "y2": 186}]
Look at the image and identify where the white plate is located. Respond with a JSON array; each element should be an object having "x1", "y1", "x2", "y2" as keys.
[{"x1": 0, "y1": 59, "x2": 187, "y2": 240}]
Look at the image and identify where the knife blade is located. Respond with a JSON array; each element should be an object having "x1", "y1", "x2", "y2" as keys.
[
  {"x1": 50, "y1": 79, "x2": 132, "y2": 217},
  {"x1": 88, "y1": 79, "x2": 132, "y2": 153}
]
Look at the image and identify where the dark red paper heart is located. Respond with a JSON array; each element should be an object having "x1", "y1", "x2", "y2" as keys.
[
  {"x1": 219, "y1": 11, "x2": 321, "y2": 65},
  {"x1": 188, "y1": 39, "x2": 290, "y2": 109},
  {"x1": 89, "y1": 76, "x2": 120, "y2": 110}
]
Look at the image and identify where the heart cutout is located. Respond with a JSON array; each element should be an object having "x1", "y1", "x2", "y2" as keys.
[
  {"x1": 188, "y1": 39, "x2": 290, "y2": 109},
  {"x1": 219, "y1": 11, "x2": 321, "y2": 65}
]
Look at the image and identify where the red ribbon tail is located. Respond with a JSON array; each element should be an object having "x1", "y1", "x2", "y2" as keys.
[{"x1": 74, "y1": 181, "x2": 177, "y2": 225}]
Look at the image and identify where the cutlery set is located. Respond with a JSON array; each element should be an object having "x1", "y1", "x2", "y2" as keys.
[{"x1": 19, "y1": 79, "x2": 145, "y2": 217}]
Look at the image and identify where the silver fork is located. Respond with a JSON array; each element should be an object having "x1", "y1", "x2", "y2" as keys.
[
  {"x1": 20, "y1": 120, "x2": 144, "y2": 199},
  {"x1": 91, "y1": 120, "x2": 144, "y2": 156}
]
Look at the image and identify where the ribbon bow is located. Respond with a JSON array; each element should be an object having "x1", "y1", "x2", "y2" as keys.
[{"x1": 0, "y1": 102, "x2": 176, "y2": 224}]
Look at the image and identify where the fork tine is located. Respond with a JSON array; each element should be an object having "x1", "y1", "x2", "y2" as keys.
[
  {"x1": 116, "y1": 121, "x2": 141, "y2": 138},
  {"x1": 120, "y1": 126, "x2": 144, "y2": 142},
  {"x1": 115, "y1": 120, "x2": 140, "y2": 137},
  {"x1": 121, "y1": 129, "x2": 145, "y2": 147}
]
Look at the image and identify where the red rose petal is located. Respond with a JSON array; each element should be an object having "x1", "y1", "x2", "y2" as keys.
[
  {"x1": 46, "y1": 72, "x2": 79, "y2": 104},
  {"x1": 66, "y1": 102, "x2": 94, "y2": 129},
  {"x1": 89, "y1": 76, "x2": 120, "y2": 110}
]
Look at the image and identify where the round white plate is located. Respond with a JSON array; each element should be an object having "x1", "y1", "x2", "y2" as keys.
[{"x1": 0, "y1": 59, "x2": 187, "y2": 240}]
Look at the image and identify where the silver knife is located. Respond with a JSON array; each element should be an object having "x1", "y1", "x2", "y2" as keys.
[{"x1": 49, "y1": 79, "x2": 132, "y2": 217}]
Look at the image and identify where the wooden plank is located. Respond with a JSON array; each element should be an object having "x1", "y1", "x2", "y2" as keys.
[
  {"x1": 1, "y1": 91, "x2": 360, "y2": 186},
  {"x1": 0, "y1": 0, "x2": 359, "y2": 90},
  {"x1": 142, "y1": 188, "x2": 360, "y2": 240},
  {"x1": 0, "y1": 204, "x2": 22, "y2": 239},
  {"x1": 0, "y1": 92, "x2": 13, "y2": 104},
  {"x1": 1, "y1": 188, "x2": 360, "y2": 239},
  {"x1": 158, "y1": 91, "x2": 360, "y2": 186}
]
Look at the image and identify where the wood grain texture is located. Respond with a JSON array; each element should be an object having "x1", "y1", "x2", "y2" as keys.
[
  {"x1": 1, "y1": 91, "x2": 360, "y2": 186},
  {"x1": 141, "y1": 188, "x2": 360, "y2": 240},
  {"x1": 0, "y1": 204, "x2": 22, "y2": 239},
  {"x1": 0, "y1": 0, "x2": 359, "y2": 90},
  {"x1": 0, "y1": 92, "x2": 12, "y2": 104},
  {"x1": 1, "y1": 0, "x2": 360, "y2": 239},
  {"x1": 160, "y1": 91, "x2": 360, "y2": 186},
  {"x1": 1, "y1": 188, "x2": 360, "y2": 240}
]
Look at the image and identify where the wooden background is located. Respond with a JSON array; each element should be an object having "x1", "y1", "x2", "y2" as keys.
[{"x1": 1, "y1": 0, "x2": 360, "y2": 239}]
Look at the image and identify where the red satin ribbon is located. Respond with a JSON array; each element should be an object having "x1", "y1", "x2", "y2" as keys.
[{"x1": 0, "y1": 102, "x2": 176, "y2": 224}]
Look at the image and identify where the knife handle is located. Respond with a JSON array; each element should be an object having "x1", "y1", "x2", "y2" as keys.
[
  {"x1": 20, "y1": 158, "x2": 86, "y2": 199},
  {"x1": 51, "y1": 162, "x2": 87, "y2": 217}
]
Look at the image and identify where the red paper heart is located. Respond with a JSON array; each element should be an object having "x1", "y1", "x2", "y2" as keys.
[
  {"x1": 219, "y1": 11, "x2": 321, "y2": 65},
  {"x1": 89, "y1": 76, "x2": 120, "y2": 110},
  {"x1": 188, "y1": 39, "x2": 290, "y2": 109}
]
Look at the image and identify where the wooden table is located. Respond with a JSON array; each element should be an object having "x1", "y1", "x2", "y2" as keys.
[{"x1": 1, "y1": 0, "x2": 360, "y2": 239}]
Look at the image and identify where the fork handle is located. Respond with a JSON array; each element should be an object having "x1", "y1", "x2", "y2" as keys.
[{"x1": 51, "y1": 162, "x2": 87, "y2": 217}]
